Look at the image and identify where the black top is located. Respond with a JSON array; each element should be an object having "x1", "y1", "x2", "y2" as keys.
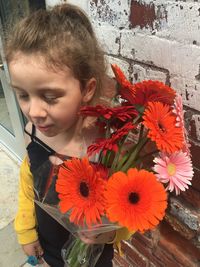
[{"x1": 25, "y1": 124, "x2": 113, "y2": 267}]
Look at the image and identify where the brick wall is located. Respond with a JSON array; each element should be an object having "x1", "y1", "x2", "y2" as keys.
[{"x1": 47, "y1": 0, "x2": 200, "y2": 265}]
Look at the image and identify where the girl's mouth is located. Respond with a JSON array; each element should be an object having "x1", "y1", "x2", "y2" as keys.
[{"x1": 37, "y1": 125, "x2": 52, "y2": 132}]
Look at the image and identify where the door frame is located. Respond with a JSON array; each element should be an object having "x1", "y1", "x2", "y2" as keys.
[{"x1": 0, "y1": 22, "x2": 25, "y2": 160}]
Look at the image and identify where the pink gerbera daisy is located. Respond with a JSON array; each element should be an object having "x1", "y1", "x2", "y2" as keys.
[
  {"x1": 172, "y1": 94, "x2": 191, "y2": 155},
  {"x1": 153, "y1": 152, "x2": 194, "y2": 195},
  {"x1": 172, "y1": 94, "x2": 184, "y2": 128}
]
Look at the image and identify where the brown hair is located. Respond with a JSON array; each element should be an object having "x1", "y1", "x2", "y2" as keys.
[{"x1": 5, "y1": 3, "x2": 106, "y2": 96}]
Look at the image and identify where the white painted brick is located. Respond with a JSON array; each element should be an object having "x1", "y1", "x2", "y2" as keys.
[
  {"x1": 139, "y1": 0, "x2": 200, "y2": 5},
  {"x1": 128, "y1": 1, "x2": 200, "y2": 45},
  {"x1": 104, "y1": 55, "x2": 130, "y2": 79},
  {"x1": 155, "y1": 2, "x2": 200, "y2": 45},
  {"x1": 120, "y1": 31, "x2": 200, "y2": 78},
  {"x1": 171, "y1": 76, "x2": 200, "y2": 110},
  {"x1": 46, "y1": 0, "x2": 200, "y2": 46},
  {"x1": 170, "y1": 76, "x2": 187, "y2": 98},
  {"x1": 192, "y1": 115, "x2": 200, "y2": 141},
  {"x1": 89, "y1": 0, "x2": 130, "y2": 28},
  {"x1": 94, "y1": 25, "x2": 120, "y2": 55},
  {"x1": 68, "y1": 0, "x2": 89, "y2": 13},
  {"x1": 184, "y1": 82, "x2": 200, "y2": 111},
  {"x1": 131, "y1": 64, "x2": 167, "y2": 83}
]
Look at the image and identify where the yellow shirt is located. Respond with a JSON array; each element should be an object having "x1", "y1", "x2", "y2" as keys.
[
  {"x1": 15, "y1": 156, "x2": 133, "y2": 249},
  {"x1": 14, "y1": 156, "x2": 38, "y2": 244}
]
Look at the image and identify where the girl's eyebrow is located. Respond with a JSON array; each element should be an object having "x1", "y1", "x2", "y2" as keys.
[
  {"x1": 10, "y1": 84, "x2": 65, "y2": 93},
  {"x1": 10, "y1": 84, "x2": 25, "y2": 90},
  {"x1": 38, "y1": 88, "x2": 65, "y2": 94}
]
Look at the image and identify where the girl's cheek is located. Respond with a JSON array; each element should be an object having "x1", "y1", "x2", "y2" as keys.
[{"x1": 18, "y1": 102, "x2": 29, "y2": 117}]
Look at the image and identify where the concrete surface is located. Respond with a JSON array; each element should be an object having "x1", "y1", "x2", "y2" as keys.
[
  {"x1": 0, "y1": 222, "x2": 27, "y2": 267},
  {"x1": 0, "y1": 145, "x2": 28, "y2": 267}
]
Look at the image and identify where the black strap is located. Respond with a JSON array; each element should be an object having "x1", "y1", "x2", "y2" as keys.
[
  {"x1": 24, "y1": 124, "x2": 83, "y2": 161},
  {"x1": 24, "y1": 124, "x2": 35, "y2": 141},
  {"x1": 31, "y1": 124, "x2": 36, "y2": 140},
  {"x1": 24, "y1": 124, "x2": 56, "y2": 154}
]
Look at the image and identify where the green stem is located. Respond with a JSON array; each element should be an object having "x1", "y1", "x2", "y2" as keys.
[
  {"x1": 109, "y1": 137, "x2": 126, "y2": 175},
  {"x1": 98, "y1": 150, "x2": 103, "y2": 165},
  {"x1": 101, "y1": 151, "x2": 107, "y2": 166},
  {"x1": 109, "y1": 150, "x2": 120, "y2": 176},
  {"x1": 101, "y1": 149, "x2": 113, "y2": 167},
  {"x1": 121, "y1": 136, "x2": 148, "y2": 173},
  {"x1": 138, "y1": 123, "x2": 144, "y2": 140},
  {"x1": 115, "y1": 143, "x2": 137, "y2": 171},
  {"x1": 110, "y1": 115, "x2": 142, "y2": 173},
  {"x1": 105, "y1": 121, "x2": 111, "y2": 139},
  {"x1": 67, "y1": 238, "x2": 82, "y2": 266}
]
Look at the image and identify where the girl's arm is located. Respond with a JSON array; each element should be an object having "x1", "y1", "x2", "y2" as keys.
[
  {"x1": 15, "y1": 122, "x2": 44, "y2": 259},
  {"x1": 14, "y1": 155, "x2": 38, "y2": 244},
  {"x1": 15, "y1": 155, "x2": 44, "y2": 260}
]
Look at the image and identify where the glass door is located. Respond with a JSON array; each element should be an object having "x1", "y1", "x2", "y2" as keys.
[
  {"x1": 0, "y1": 0, "x2": 30, "y2": 160},
  {"x1": 0, "y1": 31, "x2": 25, "y2": 160},
  {"x1": 0, "y1": 0, "x2": 45, "y2": 160}
]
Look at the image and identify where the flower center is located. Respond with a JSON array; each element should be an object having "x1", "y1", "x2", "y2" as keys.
[
  {"x1": 128, "y1": 192, "x2": 140, "y2": 204},
  {"x1": 158, "y1": 121, "x2": 166, "y2": 133},
  {"x1": 80, "y1": 182, "x2": 89, "y2": 197},
  {"x1": 167, "y1": 163, "x2": 176, "y2": 176}
]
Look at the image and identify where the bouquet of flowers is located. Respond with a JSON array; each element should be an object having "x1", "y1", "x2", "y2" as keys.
[{"x1": 35, "y1": 64, "x2": 194, "y2": 267}]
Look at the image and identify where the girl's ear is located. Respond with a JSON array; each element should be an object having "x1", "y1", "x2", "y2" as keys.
[{"x1": 82, "y1": 78, "x2": 97, "y2": 103}]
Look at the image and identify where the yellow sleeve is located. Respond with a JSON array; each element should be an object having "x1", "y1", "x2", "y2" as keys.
[
  {"x1": 14, "y1": 156, "x2": 38, "y2": 244},
  {"x1": 108, "y1": 228, "x2": 135, "y2": 255}
]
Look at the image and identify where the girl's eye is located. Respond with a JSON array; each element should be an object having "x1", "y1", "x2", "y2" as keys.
[
  {"x1": 18, "y1": 94, "x2": 29, "y2": 100},
  {"x1": 43, "y1": 95, "x2": 58, "y2": 103}
]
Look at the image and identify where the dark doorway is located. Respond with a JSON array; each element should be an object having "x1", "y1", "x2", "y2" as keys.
[{"x1": 0, "y1": 0, "x2": 46, "y2": 31}]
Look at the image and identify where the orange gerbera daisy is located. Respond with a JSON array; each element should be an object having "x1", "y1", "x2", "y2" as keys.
[
  {"x1": 56, "y1": 157, "x2": 106, "y2": 226},
  {"x1": 105, "y1": 168, "x2": 167, "y2": 232},
  {"x1": 143, "y1": 102, "x2": 184, "y2": 153},
  {"x1": 133, "y1": 80, "x2": 176, "y2": 107}
]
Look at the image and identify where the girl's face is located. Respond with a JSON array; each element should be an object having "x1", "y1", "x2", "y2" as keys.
[{"x1": 9, "y1": 53, "x2": 92, "y2": 137}]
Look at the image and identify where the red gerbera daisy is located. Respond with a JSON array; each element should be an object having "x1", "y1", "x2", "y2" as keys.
[
  {"x1": 80, "y1": 105, "x2": 138, "y2": 123},
  {"x1": 56, "y1": 157, "x2": 106, "y2": 226},
  {"x1": 111, "y1": 64, "x2": 136, "y2": 103},
  {"x1": 88, "y1": 122, "x2": 135, "y2": 156},
  {"x1": 80, "y1": 105, "x2": 113, "y2": 120},
  {"x1": 132, "y1": 80, "x2": 176, "y2": 107},
  {"x1": 105, "y1": 168, "x2": 167, "y2": 232},
  {"x1": 112, "y1": 105, "x2": 138, "y2": 122},
  {"x1": 87, "y1": 138, "x2": 118, "y2": 156},
  {"x1": 143, "y1": 102, "x2": 184, "y2": 153}
]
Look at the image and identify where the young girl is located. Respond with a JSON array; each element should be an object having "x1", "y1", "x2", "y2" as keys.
[{"x1": 6, "y1": 3, "x2": 131, "y2": 267}]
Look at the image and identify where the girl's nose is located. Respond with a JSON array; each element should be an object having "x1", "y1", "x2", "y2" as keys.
[{"x1": 28, "y1": 99, "x2": 47, "y2": 119}]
